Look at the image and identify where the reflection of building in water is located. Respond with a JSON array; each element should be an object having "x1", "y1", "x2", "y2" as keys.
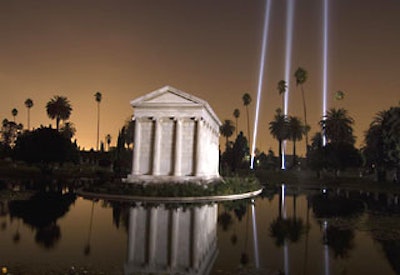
[
  {"x1": 125, "y1": 204, "x2": 218, "y2": 275},
  {"x1": 125, "y1": 85, "x2": 221, "y2": 183}
]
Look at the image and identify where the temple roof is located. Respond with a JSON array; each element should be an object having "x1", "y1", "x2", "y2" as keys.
[{"x1": 131, "y1": 85, "x2": 221, "y2": 125}]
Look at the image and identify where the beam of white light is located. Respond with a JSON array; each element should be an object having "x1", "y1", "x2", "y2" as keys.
[
  {"x1": 322, "y1": 0, "x2": 329, "y2": 146},
  {"x1": 250, "y1": 0, "x2": 272, "y2": 169},
  {"x1": 281, "y1": 0, "x2": 295, "y2": 170},
  {"x1": 284, "y1": 0, "x2": 295, "y2": 116}
]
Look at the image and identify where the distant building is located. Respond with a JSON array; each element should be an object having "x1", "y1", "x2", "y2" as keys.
[{"x1": 125, "y1": 85, "x2": 222, "y2": 183}]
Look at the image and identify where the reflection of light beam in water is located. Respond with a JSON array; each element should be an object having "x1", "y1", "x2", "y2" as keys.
[
  {"x1": 250, "y1": 0, "x2": 272, "y2": 169},
  {"x1": 281, "y1": 184, "x2": 289, "y2": 273},
  {"x1": 281, "y1": 0, "x2": 296, "y2": 170},
  {"x1": 281, "y1": 184, "x2": 286, "y2": 219},
  {"x1": 251, "y1": 199, "x2": 260, "y2": 268},
  {"x1": 284, "y1": 240, "x2": 290, "y2": 275},
  {"x1": 323, "y1": 220, "x2": 330, "y2": 275},
  {"x1": 322, "y1": 0, "x2": 329, "y2": 146},
  {"x1": 281, "y1": 142, "x2": 286, "y2": 170}
]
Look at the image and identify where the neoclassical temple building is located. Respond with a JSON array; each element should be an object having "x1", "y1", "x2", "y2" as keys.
[{"x1": 125, "y1": 86, "x2": 222, "y2": 183}]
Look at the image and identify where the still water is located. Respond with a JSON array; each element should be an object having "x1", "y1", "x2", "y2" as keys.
[{"x1": 0, "y1": 186, "x2": 399, "y2": 274}]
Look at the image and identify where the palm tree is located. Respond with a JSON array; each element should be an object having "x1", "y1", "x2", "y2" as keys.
[
  {"x1": 220, "y1": 119, "x2": 235, "y2": 147},
  {"x1": 94, "y1": 92, "x2": 102, "y2": 151},
  {"x1": 294, "y1": 67, "x2": 309, "y2": 151},
  {"x1": 334, "y1": 90, "x2": 345, "y2": 101},
  {"x1": 24, "y1": 98, "x2": 34, "y2": 130},
  {"x1": 269, "y1": 108, "x2": 289, "y2": 168},
  {"x1": 105, "y1": 134, "x2": 112, "y2": 151},
  {"x1": 277, "y1": 80, "x2": 287, "y2": 111},
  {"x1": 242, "y1": 93, "x2": 252, "y2": 146},
  {"x1": 364, "y1": 107, "x2": 400, "y2": 181},
  {"x1": 46, "y1": 96, "x2": 72, "y2": 131},
  {"x1": 233, "y1": 108, "x2": 240, "y2": 137},
  {"x1": 288, "y1": 116, "x2": 304, "y2": 167},
  {"x1": 322, "y1": 108, "x2": 355, "y2": 145},
  {"x1": 11, "y1": 108, "x2": 18, "y2": 122}
]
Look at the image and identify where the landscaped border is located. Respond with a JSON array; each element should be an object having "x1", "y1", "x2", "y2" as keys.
[{"x1": 76, "y1": 188, "x2": 263, "y2": 203}]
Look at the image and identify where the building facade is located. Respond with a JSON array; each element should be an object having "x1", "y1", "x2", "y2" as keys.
[{"x1": 125, "y1": 86, "x2": 222, "y2": 183}]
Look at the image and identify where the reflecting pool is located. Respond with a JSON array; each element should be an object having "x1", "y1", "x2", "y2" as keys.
[{"x1": 0, "y1": 185, "x2": 399, "y2": 274}]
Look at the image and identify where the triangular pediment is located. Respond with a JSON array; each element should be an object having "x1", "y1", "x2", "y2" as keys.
[
  {"x1": 131, "y1": 85, "x2": 222, "y2": 126},
  {"x1": 131, "y1": 86, "x2": 205, "y2": 107}
]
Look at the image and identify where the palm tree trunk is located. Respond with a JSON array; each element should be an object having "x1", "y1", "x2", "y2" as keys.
[
  {"x1": 279, "y1": 139, "x2": 282, "y2": 169},
  {"x1": 96, "y1": 102, "x2": 100, "y2": 151},
  {"x1": 235, "y1": 117, "x2": 238, "y2": 137},
  {"x1": 293, "y1": 140, "x2": 297, "y2": 167},
  {"x1": 246, "y1": 105, "x2": 251, "y2": 148},
  {"x1": 27, "y1": 108, "x2": 30, "y2": 131},
  {"x1": 56, "y1": 117, "x2": 60, "y2": 131},
  {"x1": 301, "y1": 85, "x2": 309, "y2": 152}
]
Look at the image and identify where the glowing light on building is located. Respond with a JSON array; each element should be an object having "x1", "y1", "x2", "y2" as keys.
[
  {"x1": 250, "y1": 0, "x2": 272, "y2": 169},
  {"x1": 322, "y1": 0, "x2": 329, "y2": 146}
]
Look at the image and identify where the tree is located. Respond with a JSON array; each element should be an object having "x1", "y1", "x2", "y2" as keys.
[
  {"x1": 319, "y1": 108, "x2": 360, "y2": 176},
  {"x1": 294, "y1": 67, "x2": 309, "y2": 151},
  {"x1": 60, "y1": 122, "x2": 76, "y2": 140},
  {"x1": 220, "y1": 131, "x2": 249, "y2": 173},
  {"x1": 14, "y1": 127, "x2": 79, "y2": 166},
  {"x1": 94, "y1": 91, "x2": 102, "y2": 151},
  {"x1": 124, "y1": 118, "x2": 135, "y2": 149},
  {"x1": 307, "y1": 132, "x2": 326, "y2": 178},
  {"x1": 105, "y1": 134, "x2": 112, "y2": 151},
  {"x1": 277, "y1": 80, "x2": 287, "y2": 111},
  {"x1": 1, "y1": 119, "x2": 23, "y2": 148},
  {"x1": 220, "y1": 119, "x2": 235, "y2": 147},
  {"x1": 269, "y1": 108, "x2": 289, "y2": 169},
  {"x1": 288, "y1": 116, "x2": 304, "y2": 167},
  {"x1": 322, "y1": 108, "x2": 355, "y2": 145},
  {"x1": 364, "y1": 107, "x2": 400, "y2": 181},
  {"x1": 46, "y1": 96, "x2": 72, "y2": 131},
  {"x1": 24, "y1": 98, "x2": 34, "y2": 130},
  {"x1": 11, "y1": 108, "x2": 18, "y2": 122},
  {"x1": 232, "y1": 132, "x2": 249, "y2": 171},
  {"x1": 233, "y1": 108, "x2": 240, "y2": 137},
  {"x1": 242, "y1": 93, "x2": 252, "y2": 147},
  {"x1": 324, "y1": 142, "x2": 361, "y2": 176}
]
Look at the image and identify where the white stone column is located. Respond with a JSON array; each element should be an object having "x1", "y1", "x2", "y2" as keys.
[
  {"x1": 152, "y1": 118, "x2": 162, "y2": 176},
  {"x1": 132, "y1": 118, "x2": 141, "y2": 175},
  {"x1": 173, "y1": 118, "x2": 183, "y2": 176},
  {"x1": 194, "y1": 118, "x2": 203, "y2": 177}
]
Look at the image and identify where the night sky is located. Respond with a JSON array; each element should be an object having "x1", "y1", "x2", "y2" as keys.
[{"x1": 1, "y1": 0, "x2": 399, "y2": 155}]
